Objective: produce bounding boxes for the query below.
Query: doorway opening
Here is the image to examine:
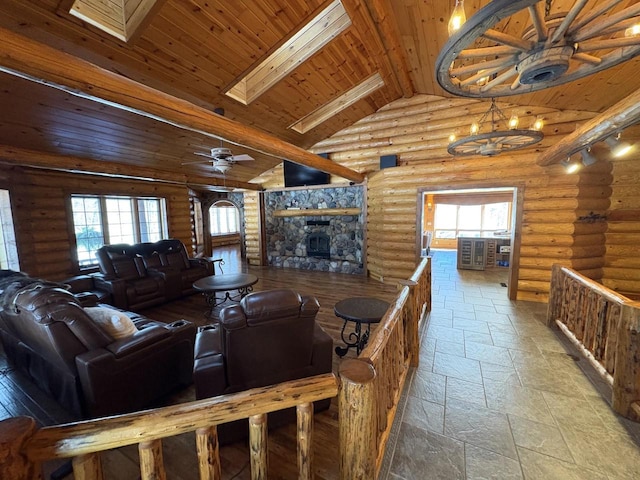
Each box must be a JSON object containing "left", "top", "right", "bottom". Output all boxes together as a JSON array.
[{"left": 417, "top": 186, "right": 521, "bottom": 300}]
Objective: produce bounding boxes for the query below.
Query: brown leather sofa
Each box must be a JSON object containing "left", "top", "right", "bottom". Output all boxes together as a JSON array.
[
  {"left": 193, "top": 289, "right": 333, "bottom": 443},
  {"left": 95, "top": 239, "right": 213, "bottom": 310},
  {"left": 0, "top": 272, "right": 196, "bottom": 418}
]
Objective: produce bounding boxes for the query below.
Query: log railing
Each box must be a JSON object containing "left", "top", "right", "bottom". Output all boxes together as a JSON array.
[
  {"left": 0, "top": 374, "right": 338, "bottom": 480},
  {"left": 547, "top": 264, "right": 640, "bottom": 421},
  {"left": 0, "top": 257, "right": 432, "bottom": 480},
  {"left": 339, "top": 257, "right": 432, "bottom": 478}
]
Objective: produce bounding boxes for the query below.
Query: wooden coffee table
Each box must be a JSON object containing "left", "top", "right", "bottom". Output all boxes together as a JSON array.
[
  {"left": 193, "top": 273, "right": 259, "bottom": 317},
  {"left": 334, "top": 297, "right": 390, "bottom": 357}
]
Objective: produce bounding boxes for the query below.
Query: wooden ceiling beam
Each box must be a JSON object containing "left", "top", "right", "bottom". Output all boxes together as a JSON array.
[
  {"left": 0, "top": 27, "right": 365, "bottom": 184},
  {"left": 363, "top": 0, "right": 414, "bottom": 97},
  {"left": 0, "top": 145, "right": 262, "bottom": 191},
  {"left": 226, "top": 0, "right": 352, "bottom": 105},
  {"left": 537, "top": 86, "right": 640, "bottom": 166},
  {"left": 341, "top": 0, "right": 405, "bottom": 99}
]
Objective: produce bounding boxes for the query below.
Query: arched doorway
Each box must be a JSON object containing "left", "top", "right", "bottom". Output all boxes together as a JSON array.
[{"left": 207, "top": 199, "right": 244, "bottom": 256}]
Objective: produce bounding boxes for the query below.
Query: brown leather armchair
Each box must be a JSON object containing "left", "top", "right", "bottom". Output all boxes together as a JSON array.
[
  {"left": 193, "top": 289, "right": 333, "bottom": 443},
  {"left": 0, "top": 275, "right": 196, "bottom": 418}
]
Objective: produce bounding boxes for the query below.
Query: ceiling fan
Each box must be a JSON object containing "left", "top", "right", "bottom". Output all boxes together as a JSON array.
[
  {"left": 186, "top": 146, "right": 255, "bottom": 174},
  {"left": 182, "top": 108, "right": 254, "bottom": 174}
]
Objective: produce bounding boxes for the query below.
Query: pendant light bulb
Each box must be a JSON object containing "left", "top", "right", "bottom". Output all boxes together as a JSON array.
[
  {"left": 449, "top": 133, "right": 457, "bottom": 143},
  {"left": 448, "top": 0, "right": 466, "bottom": 36},
  {"left": 625, "top": 23, "right": 640, "bottom": 37},
  {"left": 508, "top": 115, "right": 519, "bottom": 130},
  {"left": 532, "top": 116, "right": 544, "bottom": 131},
  {"left": 470, "top": 122, "right": 479, "bottom": 135}
]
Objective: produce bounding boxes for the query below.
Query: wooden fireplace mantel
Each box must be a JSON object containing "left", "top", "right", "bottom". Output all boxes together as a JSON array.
[{"left": 273, "top": 208, "right": 361, "bottom": 217}]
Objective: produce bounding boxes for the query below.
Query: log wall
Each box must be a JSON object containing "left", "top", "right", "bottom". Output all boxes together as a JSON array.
[
  {"left": 243, "top": 191, "right": 263, "bottom": 266},
  {"left": 0, "top": 166, "right": 193, "bottom": 281},
  {"left": 313, "top": 94, "right": 617, "bottom": 302},
  {"left": 603, "top": 155, "right": 640, "bottom": 299}
]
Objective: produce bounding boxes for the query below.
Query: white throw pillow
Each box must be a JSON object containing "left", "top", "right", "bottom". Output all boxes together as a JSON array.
[{"left": 85, "top": 307, "right": 138, "bottom": 339}]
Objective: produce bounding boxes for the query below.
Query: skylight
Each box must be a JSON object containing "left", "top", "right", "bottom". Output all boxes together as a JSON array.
[
  {"left": 290, "top": 73, "right": 384, "bottom": 134},
  {"left": 225, "top": 0, "right": 352, "bottom": 105},
  {"left": 69, "top": 0, "right": 157, "bottom": 42}
]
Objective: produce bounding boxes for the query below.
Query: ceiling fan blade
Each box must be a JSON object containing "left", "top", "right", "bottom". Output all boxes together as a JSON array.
[
  {"left": 230, "top": 154, "right": 254, "bottom": 161},
  {"left": 181, "top": 159, "right": 212, "bottom": 165},
  {"left": 194, "top": 152, "right": 214, "bottom": 158}
]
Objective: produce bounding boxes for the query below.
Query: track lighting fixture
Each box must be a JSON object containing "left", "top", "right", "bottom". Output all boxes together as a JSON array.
[
  {"left": 604, "top": 134, "right": 633, "bottom": 158},
  {"left": 580, "top": 148, "right": 597, "bottom": 167},
  {"left": 561, "top": 157, "right": 581, "bottom": 174}
]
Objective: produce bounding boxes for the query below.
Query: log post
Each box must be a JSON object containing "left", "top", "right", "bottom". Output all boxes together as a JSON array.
[
  {"left": 196, "top": 426, "right": 222, "bottom": 480},
  {"left": 249, "top": 414, "right": 268, "bottom": 480},
  {"left": 339, "top": 359, "right": 377, "bottom": 480},
  {"left": 612, "top": 303, "right": 640, "bottom": 421},
  {"left": 0, "top": 416, "right": 39, "bottom": 480},
  {"left": 546, "top": 264, "right": 563, "bottom": 327},
  {"left": 139, "top": 439, "right": 166, "bottom": 480},
  {"left": 398, "top": 279, "right": 419, "bottom": 367},
  {"left": 296, "top": 402, "right": 313, "bottom": 480}
]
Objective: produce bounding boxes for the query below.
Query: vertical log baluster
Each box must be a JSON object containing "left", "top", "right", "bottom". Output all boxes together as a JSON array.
[
  {"left": 399, "top": 280, "right": 419, "bottom": 366},
  {"left": 196, "top": 426, "right": 221, "bottom": 480},
  {"left": 249, "top": 414, "right": 268, "bottom": 480},
  {"left": 296, "top": 403, "right": 313, "bottom": 480},
  {"left": 612, "top": 303, "right": 640, "bottom": 420},
  {"left": 339, "top": 359, "right": 376, "bottom": 480},
  {"left": 73, "top": 453, "right": 103, "bottom": 480},
  {"left": 605, "top": 303, "right": 620, "bottom": 373},
  {"left": 139, "top": 439, "right": 166, "bottom": 480}
]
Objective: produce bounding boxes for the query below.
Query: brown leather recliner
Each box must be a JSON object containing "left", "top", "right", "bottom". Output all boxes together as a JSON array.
[
  {"left": 193, "top": 289, "right": 333, "bottom": 443},
  {"left": 0, "top": 276, "right": 196, "bottom": 418},
  {"left": 136, "top": 239, "right": 214, "bottom": 300},
  {"left": 95, "top": 243, "right": 166, "bottom": 310},
  {"left": 95, "top": 239, "right": 213, "bottom": 309}
]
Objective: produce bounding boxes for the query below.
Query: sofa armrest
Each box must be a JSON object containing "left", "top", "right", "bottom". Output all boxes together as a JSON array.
[
  {"left": 92, "top": 274, "right": 127, "bottom": 308},
  {"left": 189, "top": 257, "right": 214, "bottom": 275},
  {"left": 193, "top": 326, "right": 227, "bottom": 398},
  {"left": 106, "top": 325, "right": 170, "bottom": 358}
]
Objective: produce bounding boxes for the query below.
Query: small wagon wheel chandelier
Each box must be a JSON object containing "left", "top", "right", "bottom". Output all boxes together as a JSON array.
[
  {"left": 447, "top": 98, "right": 544, "bottom": 156},
  {"left": 436, "top": 0, "right": 640, "bottom": 97}
]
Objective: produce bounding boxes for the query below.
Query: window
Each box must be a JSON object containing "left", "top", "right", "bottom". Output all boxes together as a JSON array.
[
  {"left": 71, "top": 195, "right": 167, "bottom": 267},
  {"left": 434, "top": 202, "right": 510, "bottom": 239},
  {"left": 0, "top": 190, "right": 19, "bottom": 270},
  {"left": 209, "top": 202, "right": 239, "bottom": 235}
]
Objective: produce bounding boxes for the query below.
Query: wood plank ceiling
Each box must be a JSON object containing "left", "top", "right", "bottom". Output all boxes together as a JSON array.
[{"left": 0, "top": 0, "right": 639, "bottom": 188}]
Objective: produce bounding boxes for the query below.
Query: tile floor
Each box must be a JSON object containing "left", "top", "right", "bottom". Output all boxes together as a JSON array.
[{"left": 384, "top": 249, "right": 640, "bottom": 480}]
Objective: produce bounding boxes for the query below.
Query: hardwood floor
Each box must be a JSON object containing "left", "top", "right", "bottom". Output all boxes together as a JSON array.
[{"left": 0, "top": 246, "right": 398, "bottom": 479}]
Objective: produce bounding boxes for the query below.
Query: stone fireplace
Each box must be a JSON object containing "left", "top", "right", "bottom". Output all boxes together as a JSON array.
[{"left": 264, "top": 186, "right": 364, "bottom": 274}]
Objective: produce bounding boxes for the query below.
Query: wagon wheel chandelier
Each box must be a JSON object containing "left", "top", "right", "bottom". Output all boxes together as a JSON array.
[
  {"left": 447, "top": 98, "right": 544, "bottom": 156},
  {"left": 436, "top": 0, "right": 640, "bottom": 98}
]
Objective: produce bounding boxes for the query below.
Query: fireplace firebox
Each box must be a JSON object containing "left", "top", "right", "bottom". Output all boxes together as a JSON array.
[{"left": 307, "top": 232, "right": 330, "bottom": 259}]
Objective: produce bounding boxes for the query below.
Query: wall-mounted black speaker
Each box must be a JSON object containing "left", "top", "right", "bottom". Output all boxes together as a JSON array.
[
  {"left": 380, "top": 154, "right": 397, "bottom": 169},
  {"left": 318, "top": 153, "right": 329, "bottom": 159}
]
